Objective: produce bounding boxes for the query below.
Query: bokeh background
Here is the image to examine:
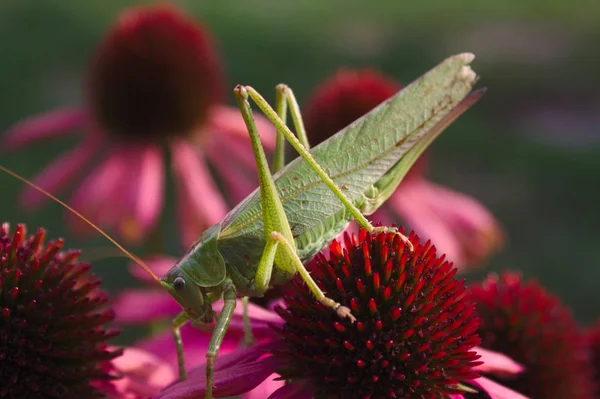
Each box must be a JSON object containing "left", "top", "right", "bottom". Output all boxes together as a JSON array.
[{"left": 0, "top": 0, "right": 598, "bottom": 341}]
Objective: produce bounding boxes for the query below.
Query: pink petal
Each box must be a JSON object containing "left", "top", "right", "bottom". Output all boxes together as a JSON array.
[
  {"left": 243, "top": 375, "right": 285, "bottom": 399},
  {"left": 206, "top": 104, "right": 276, "bottom": 149},
  {"left": 136, "top": 299, "right": 281, "bottom": 370},
  {"left": 130, "top": 144, "right": 164, "bottom": 237},
  {"left": 2, "top": 108, "right": 87, "bottom": 150},
  {"left": 474, "top": 346, "right": 524, "bottom": 376},
  {"left": 19, "top": 135, "right": 100, "bottom": 209},
  {"left": 156, "top": 341, "right": 286, "bottom": 399},
  {"left": 113, "top": 289, "right": 182, "bottom": 324},
  {"left": 204, "top": 143, "right": 259, "bottom": 204},
  {"left": 68, "top": 150, "right": 129, "bottom": 235},
  {"left": 470, "top": 377, "right": 530, "bottom": 399},
  {"left": 388, "top": 178, "right": 504, "bottom": 270},
  {"left": 109, "top": 347, "right": 177, "bottom": 398},
  {"left": 129, "top": 256, "right": 178, "bottom": 284},
  {"left": 137, "top": 323, "right": 232, "bottom": 371},
  {"left": 171, "top": 139, "right": 228, "bottom": 247},
  {"left": 268, "top": 381, "right": 316, "bottom": 399}
]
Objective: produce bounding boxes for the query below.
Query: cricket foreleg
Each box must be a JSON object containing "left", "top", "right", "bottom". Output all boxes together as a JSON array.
[
  {"left": 205, "top": 284, "right": 237, "bottom": 399},
  {"left": 241, "top": 296, "right": 255, "bottom": 346},
  {"left": 172, "top": 311, "right": 191, "bottom": 381},
  {"left": 270, "top": 231, "right": 356, "bottom": 323},
  {"left": 245, "top": 86, "right": 414, "bottom": 251}
]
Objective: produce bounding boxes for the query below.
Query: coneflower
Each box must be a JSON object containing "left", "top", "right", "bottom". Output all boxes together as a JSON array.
[
  {"left": 0, "top": 223, "right": 121, "bottom": 398},
  {"left": 469, "top": 272, "right": 595, "bottom": 398},
  {"left": 156, "top": 229, "right": 526, "bottom": 399},
  {"left": 2, "top": 4, "right": 274, "bottom": 246}
]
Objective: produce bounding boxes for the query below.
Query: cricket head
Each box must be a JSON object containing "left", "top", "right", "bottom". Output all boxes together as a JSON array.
[{"left": 160, "top": 223, "right": 226, "bottom": 324}]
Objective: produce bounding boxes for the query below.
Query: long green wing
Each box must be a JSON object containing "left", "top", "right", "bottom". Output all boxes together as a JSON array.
[{"left": 219, "top": 53, "right": 479, "bottom": 254}]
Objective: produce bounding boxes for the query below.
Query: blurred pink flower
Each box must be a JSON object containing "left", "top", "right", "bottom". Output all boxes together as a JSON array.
[
  {"left": 1, "top": 4, "right": 274, "bottom": 246},
  {"left": 303, "top": 68, "right": 504, "bottom": 270}
]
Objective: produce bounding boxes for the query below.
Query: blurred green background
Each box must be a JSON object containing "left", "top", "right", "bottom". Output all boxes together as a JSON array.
[{"left": 0, "top": 0, "right": 599, "bottom": 337}]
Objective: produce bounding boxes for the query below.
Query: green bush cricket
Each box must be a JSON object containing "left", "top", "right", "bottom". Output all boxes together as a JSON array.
[{"left": 1, "top": 53, "right": 483, "bottom": 398}]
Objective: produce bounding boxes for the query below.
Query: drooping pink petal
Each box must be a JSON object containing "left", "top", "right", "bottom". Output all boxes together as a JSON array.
[
  {"left": 19, "top": 135, "right": 100, "bottom": 209},
  {"left": 108, "top": 347, "right": 177, "bottom": 399},
  {"left": 204, "top": 143, "right": 259, "bottom": 204},
  {"left": 388, "top": 177, "right": 504, "bottom": 271},
  {"left": 129, "top": 256, "right": 177, "bottom": 284},
  {"left": 267, "top": 380, "right": 316, "bottom": 399},
  {"left": 206, "top": 104, "right": 276, "bottom": 148},
  {"left": 171, "top": 138, "right": 228, "bottom": 247},
  {"left": 129, "top": 144, "right": 164, "bottom": 240},
  {"left": 113, "top": 289, "right": 181, "bottom": 323},
  {"left": 156, "top": 340, "right": 286, "bottom": 399},
  {"left": 243, "top": 375, "right": 285, "bottom": 399},
  {"left": 68, "top": 149, "right": 129, "bottom": 235},
  {"left": 470, "top": 377, "right": 530, "bottom": 399},
  {"left": 474, "top": 346, "right": 524, "bottom": 376},
  {"left": 136, "top": 299, "right": 282, "bottom": 370},
  {"left": 2, "top": 108, "right": 88, "bottom": 150}
]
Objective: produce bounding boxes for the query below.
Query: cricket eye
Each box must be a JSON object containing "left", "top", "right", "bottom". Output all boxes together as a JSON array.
[{"left": 173, "top": 277, "right": 186, "bottom": 291}]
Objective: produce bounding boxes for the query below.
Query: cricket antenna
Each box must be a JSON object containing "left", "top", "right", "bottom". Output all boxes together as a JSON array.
[{"left": 0, "top": 165, "right": 162, "bottom": 284}]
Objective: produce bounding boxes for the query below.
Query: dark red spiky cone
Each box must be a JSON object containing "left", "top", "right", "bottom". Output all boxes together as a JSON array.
[
  {"left": 271, "top": 229, "right": 482, "bottom": 398},
  {"left": 88, "top": 4, "right": 223, "bottom": 143},
  {"left": 469, "top": 272, "right": 595, "bottom": 399},
  {"left": 0, "top": 223, "right": 121, "bottom": 399}
]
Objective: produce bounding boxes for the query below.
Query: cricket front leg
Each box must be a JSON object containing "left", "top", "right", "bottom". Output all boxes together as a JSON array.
[
  {"left": 171, "top": 311, "right": 191, "bottom": 381},
  {"left": 205, "top": 284, "right": 237, "bottom": 399},
  {"left": 246, "top": 86, "right": 414, "bottom": 251}
]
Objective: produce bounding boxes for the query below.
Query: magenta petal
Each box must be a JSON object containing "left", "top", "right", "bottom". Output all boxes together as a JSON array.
[
  {"left": 267, "top": 380, "right": 316, "bottom": 399},
  {"left": 2, "top": 108, "right": 87, "bottom": 150},
  {"left": 171, "top": 139, "right": 228, "bottom": 247},
  {"left": 131, "top": 144, "right": 164, "bottom": 235},
  {"left": 206, "top": 104, "right": 276, "bottom": 148},
  {"left": 113, "top": 289, "right": 181, "bottom": 323},
  {"left": 243, "top": 375, "right": 285, "bottom": 399},
  {"left": 129, "top": 256, "right": 177, "bottom": 284},
  {"left": 470, "top": 377, "right": 530, "bottom": 399},
  {"left": 474, "top": 346, "right": 524, "bottom": 376},
  {"left": 205, "top": 144, "right": 259, "bottom": 204},
  {"left": 19, "top": 136, "right": 99, "bottom": 209},
  {"left": 68, "top": 150, "right": 128, "bottom": 235},
  {"left": 156, "top": 341, "right": 287, "bottom": 399}
]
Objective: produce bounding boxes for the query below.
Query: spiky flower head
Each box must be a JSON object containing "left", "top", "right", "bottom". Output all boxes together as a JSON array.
[
  {"left": 272, "top": 229, "right": 482, "bottom": 398},
  {"left": 0, "top": 223, "right": 121, "bottom": 398},
  {"left": 88, "top": 4, "right": 223, "bottom": 143},
  {"left": 469, "top": 272, "right": 595, "bottom": 399}
]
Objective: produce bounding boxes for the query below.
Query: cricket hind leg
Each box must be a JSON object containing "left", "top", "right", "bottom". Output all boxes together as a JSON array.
[
  {"left": 245, "top": 85, "right": 414, "bottom": 251},
  {"left": 241, "top": 296, "right": 255, "bottom": 346},
  {"left": 234, "top": 86, "right": 354, "bottom": 323},
  {"left": 272, "top": 84, "right": 310, "bottom": 173}
]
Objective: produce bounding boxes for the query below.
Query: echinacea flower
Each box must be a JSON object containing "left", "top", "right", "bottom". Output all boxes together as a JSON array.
[
  {"left": 156, "top": 229, "right": 527, "bottom": 398},
  {"left": 469, "top": 272, "right": 595, "bottom": 399},
  {"left": 303, "top": 68, "right": 504, "bottom": 270},
  {"left": 2, "top": 4, "right": 274, "bottom": 246},
  {"left": 0, "top": 223, "right": 121, "bottom": 398}
]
